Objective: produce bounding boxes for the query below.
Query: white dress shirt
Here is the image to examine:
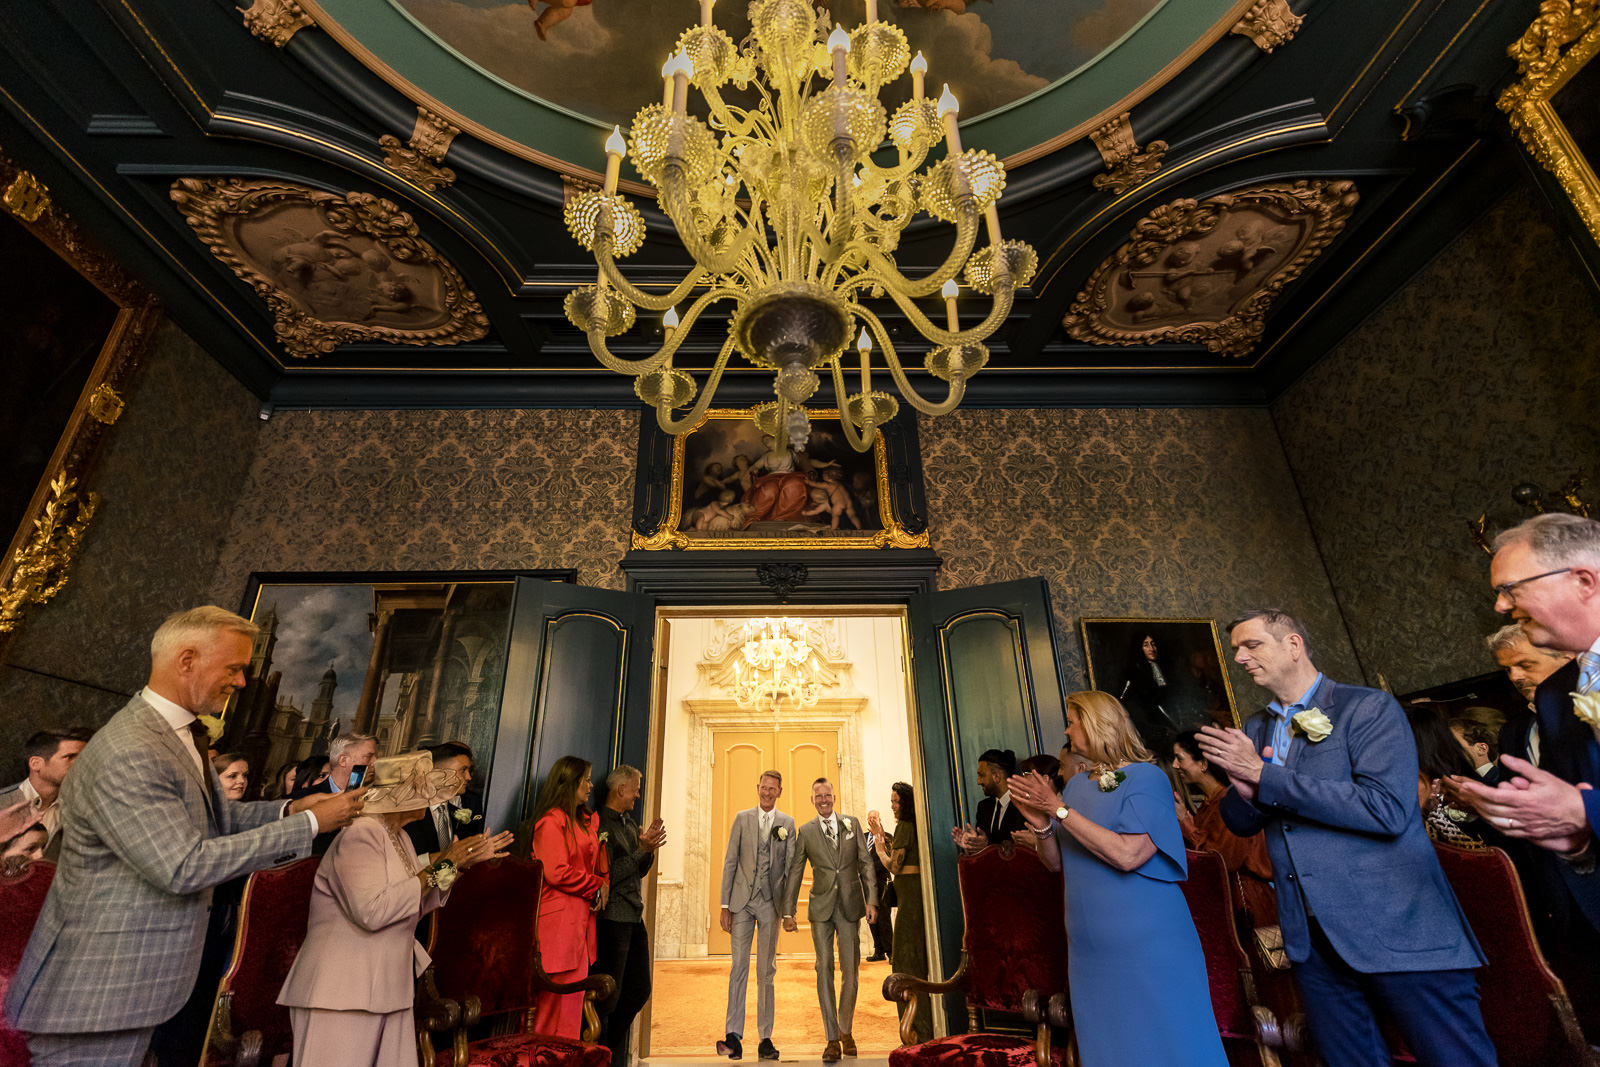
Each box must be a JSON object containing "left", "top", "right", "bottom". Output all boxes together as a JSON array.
[{"left": 16, "top": 779, "right": 59, "bottom": 839}]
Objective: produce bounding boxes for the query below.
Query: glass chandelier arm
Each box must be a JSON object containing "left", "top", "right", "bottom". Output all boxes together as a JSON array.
[
  {"left": 659, "top": 166, "right": 755, "bottom": 275},
  {"left": 847, "top": 303, "right": 968, "bottom": 417},
  {"left": 828, "top": 356, "right": 879, "bottom": 451},
  {"left": 856, "top": 203, "right": 978, "bottom": 299},
  {"left": 862, "top": 144, "right": 932, "bottom": 183},
  {"left": 875, "top": 275, "right": 1015, "bottom": 345},
  {"left": 596, "top": 241, "right": 706, "bottom": 312},
  {"left": 584, "top": 285, "right": 742, "bottom": 375},
  {"left": 655, "top": 333, "right": 737, "bottom": 434}
]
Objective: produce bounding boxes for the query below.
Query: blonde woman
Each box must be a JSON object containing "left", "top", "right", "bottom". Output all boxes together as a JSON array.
[{"left": 1007, "top": 691, "right": 1225, "bottom": 1067}]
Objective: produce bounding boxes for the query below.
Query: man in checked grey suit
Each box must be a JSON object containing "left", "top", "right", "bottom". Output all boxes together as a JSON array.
[
  {"left": 716, "top": 770, "right": 794, "bottom": 1061},
  {"left": 782, "top": 777, "right": 877, "bottom": 1064},
  {"left": 5, "top": 606, "right": 365, "bottom": 1066}
]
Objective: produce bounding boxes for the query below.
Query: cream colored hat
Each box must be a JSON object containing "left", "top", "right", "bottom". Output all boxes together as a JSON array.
[{"left": 360, "top": 750, "right": 464, "bottom": 815}]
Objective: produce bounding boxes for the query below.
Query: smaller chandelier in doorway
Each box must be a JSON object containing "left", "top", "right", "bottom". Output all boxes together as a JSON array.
[{"left": 734, "top": 618, "right": 821, "bottom": 713}]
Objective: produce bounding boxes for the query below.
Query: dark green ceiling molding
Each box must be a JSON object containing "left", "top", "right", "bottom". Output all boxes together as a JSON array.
[{"left": 290, "top": 0, "right": 1255, "bottom": 181}]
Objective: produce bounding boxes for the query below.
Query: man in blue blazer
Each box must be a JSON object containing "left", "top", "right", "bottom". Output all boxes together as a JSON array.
[{"left": 1199, "top": 609, "right": 1493, "bottom": 1067}]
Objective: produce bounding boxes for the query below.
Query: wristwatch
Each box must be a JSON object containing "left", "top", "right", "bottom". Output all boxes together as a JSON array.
[
  {"left": 1055, "top": 804, "right": 1071, "bottom": 822},
  {"left": 425, "top": 858, "right": 459, "bottom": 891}
]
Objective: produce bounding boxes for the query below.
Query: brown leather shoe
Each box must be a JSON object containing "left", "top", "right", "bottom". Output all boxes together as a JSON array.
[
  {"left": 839, "top": 1033, "right": 857, "bottom": 1057},
  {"left": 822, "top": 1040, "right": 842, "bottom": 1063}
]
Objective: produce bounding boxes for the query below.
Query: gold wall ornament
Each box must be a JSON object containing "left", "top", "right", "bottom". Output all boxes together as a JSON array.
[
  {"left": 242, "top": 0, "right": 315, "bottom": 47},
  {"left": 0, "top": 475, "right": 98, "bottom": 634},
  {"left": 1230, "top": 0, "right": 1305, "bottom": 53},
  {"left": 86, "top": 384, "right": 125, "bottom": 425},
  {"left": 1064, "top": 179, "right": 1359, "bottom": 358},
  {"left": 380, "top": 107, "right": 461, "bottom": 191},
  {"left": 1498, "top": 0, "right": 1600, "bottom": 248},
  {"left": 169, "top": 177, "right": 489, "bottom": 358},
  {"left": 1089, "top": 112, "right": 1168, "bottom": 196},
  {"left": 3, "top": 170, "right": 51, "bottom": 222}
]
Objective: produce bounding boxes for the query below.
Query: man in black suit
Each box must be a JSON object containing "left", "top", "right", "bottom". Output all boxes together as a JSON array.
[
  {"left": 952, "top": 749, "right": 1025, "bottom": 853},
  {"left": 1486, "top": 622, "right": 1575, "bottom": 768},
  {"left": 293, "top": 731, "right": 377, "bottom": 854},
  {"left": 404, "top": 741, "right": 483, "bottom": 860},
  {"left": 863, "top": 810, "right": 893, "bottom": 961}
]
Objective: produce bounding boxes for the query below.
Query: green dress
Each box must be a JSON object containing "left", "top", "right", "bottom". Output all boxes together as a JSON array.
[{"left": 890, "top": 820, "right": 932, "bottom": 1042}]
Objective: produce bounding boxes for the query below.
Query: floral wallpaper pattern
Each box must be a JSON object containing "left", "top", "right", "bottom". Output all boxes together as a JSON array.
[
  {"left": 918, "top": 406, "right": 1360, "bottom": 708},
  {"left": 1274, "top": 190, "right": 1600, "bottom": 694}
]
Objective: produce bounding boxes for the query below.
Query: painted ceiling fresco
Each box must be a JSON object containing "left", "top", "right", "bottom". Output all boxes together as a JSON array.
[{"left": 397, "top": 0, "right": 1165, "bottom": 129}]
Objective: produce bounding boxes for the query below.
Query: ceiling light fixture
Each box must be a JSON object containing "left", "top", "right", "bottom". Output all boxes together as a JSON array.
[
  {"left": 733, "top": 617, "right": 821, "bottom": 713},
  {"left": 560, "top": 0, "right": 1036, "bottom": 452}
]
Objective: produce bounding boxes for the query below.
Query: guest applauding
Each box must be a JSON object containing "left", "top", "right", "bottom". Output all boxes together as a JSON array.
[
  {"left": 1171, "top": 730, "right": 1272, "bottom": 880},
  {"left": 871, "top": 782, "right": 930, "bottom": 1042},
  {"left": 1008, "top": 691, "right": 1227, "bottom": 1067},
  {"left": 527, "top": 755, "right": 609, "bottom": 1039},
  {"left": 278, "top": 751, "right": 512, "bottom": 1065}
]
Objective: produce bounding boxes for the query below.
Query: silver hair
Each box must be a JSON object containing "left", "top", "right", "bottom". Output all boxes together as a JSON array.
[
  {"left": 605, "top": 764, "right": 642, "bottom": 796},
  {"left": 1492, "top": 512, "right": 1600, "bottom": 570},
  {"left": 1485, "top": 622, "right": 1569, "bottom": 658},
  {"left": 329, "top": 732, "right": 376, "bottom": 761},
  {"left": 149, "top": 606, "right": 259, "bottom": 661}
]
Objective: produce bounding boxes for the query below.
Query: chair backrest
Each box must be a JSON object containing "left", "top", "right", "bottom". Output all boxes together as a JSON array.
[
  {"left": 0, "top": 860, "right": 55, "bottom": 1065},
  {"left": 430, "top": 856, "right": 543, "bottom": 1018},
  {"left": 213, "top": 857, "right": 321, "bottom": 1061},
  {"left": 956, "top": 845, "right": 1069, "bottom": 1015},
  {"left": 1179, "top": 848, "right": 1254, "bottom": 1039},
  {"left": 1433, "top": 841, "right": 1587, "bottom": 1067}
]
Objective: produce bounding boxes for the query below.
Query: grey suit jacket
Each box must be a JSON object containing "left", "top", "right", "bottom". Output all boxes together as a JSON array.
[
  {"left": 721, "top": 806, "right": 795, "bottom": 913},
  {"left": 782, "top": 814, "right": 876, "bottom": 923},
  {"left": 5, "top": 694, "right": 315, "bottom": 1032}
]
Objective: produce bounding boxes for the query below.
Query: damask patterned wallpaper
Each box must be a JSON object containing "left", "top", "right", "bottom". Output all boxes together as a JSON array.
[
  {"left": 206, "top": 408, "right": 638, "bottom": 608},
  {"left": 0, "top": 321, "right": 263, "bottom": 772},
  {"left": 919, "top": 407, "right": 1360, "bottom": 711},
  {"left": 1274, "top": 189, "right": 1600, "bottom": 694}
]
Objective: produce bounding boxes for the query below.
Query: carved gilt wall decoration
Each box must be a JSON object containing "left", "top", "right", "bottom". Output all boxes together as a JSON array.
[
  {"left": 1090, "top": 113, "right": 1168, "bottom": 196},
  {"left": 1064, "top": 180, "right": 1359, "bottom": 358},
  {"left": 1499, "top": 0, "right": 1600, "bottom": 247},
  {"left": 242, "top": 0, "right": 315, "bottom": 47},
  {"left": 1231, "top": 0, "right": 1305, "bottom": 53},
  {"left": 0, "top": 477, "right": 97, "bottom": 635},
  {"left": 380, "top": 107, "right": 461, "bottom": 192},
  {"left": 169, "top": 178, "right": 490, "bottom": 358}
]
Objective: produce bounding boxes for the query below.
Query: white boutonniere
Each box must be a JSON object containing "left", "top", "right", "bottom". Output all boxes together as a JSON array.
[
  {"left": 196, "top": 715, "right": 225, "bottom": 743},
  {"left": 1096, "top": 769, "right": 1126, "bottom": 792},
  {"left": 1444, "top": 805, "right": 1471, "bottom": 824},
  {"left": 452, "top": 807, "right": 474, "bottom": 825},
  {"left": 598, "top": 831, "right": 610, "bottom": 844},
  {"left": 775, "top": 825, "right": 789, "bottom": 840},
  {"left": 841, "top": 817, "right": 853, "bottom": 832},
  {"left": 1292, "top": 707, "right": 1333, "bottom": 742},
  {"left": 1571, "top": 691, "right": 1600, "bottom": 730}
]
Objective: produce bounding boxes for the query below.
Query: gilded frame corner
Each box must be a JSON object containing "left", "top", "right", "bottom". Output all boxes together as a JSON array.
[
  {"left": 632, "top": 408, "right": 931, "bottom": 552},
  {"left": 1078, "top": 616, "right": 1242, "bottom": 730},
  {"left": 1499, "top": 0, "right": 1600, "bottom": 249}
]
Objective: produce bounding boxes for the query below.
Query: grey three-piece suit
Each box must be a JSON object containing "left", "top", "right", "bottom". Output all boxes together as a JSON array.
[
  {"left": 720, "top": 805, "right": 795, "bottom": 1040},
  {"left": 782, "top": 813, "right": 877, "bottom": 1042}
]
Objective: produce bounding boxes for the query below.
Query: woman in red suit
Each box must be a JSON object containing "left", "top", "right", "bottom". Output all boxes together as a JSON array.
[{"left": 529, "top": 755, "right": 609, "bottom": 1038}]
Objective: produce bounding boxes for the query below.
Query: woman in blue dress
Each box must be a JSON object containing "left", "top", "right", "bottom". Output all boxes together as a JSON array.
[{"left": 1007, "top": 689, "right": 1227, "bottom": 1067}]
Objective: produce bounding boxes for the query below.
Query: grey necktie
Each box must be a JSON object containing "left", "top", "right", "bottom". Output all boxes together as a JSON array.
[
  {"left": 825, "top": 817, "right": 837, "bottom": 847},
  {"left": 435, "top": 805, "right": 452, "bottom": 847}
]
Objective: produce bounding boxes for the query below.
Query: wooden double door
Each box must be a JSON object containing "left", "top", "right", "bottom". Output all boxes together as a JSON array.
[{"left": 707, "top": 725, "right": 837, "bottom": 956}]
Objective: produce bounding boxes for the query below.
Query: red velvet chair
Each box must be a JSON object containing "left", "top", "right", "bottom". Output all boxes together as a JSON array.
[
  {"left": 884, "top": 844, "right": 1073, "bottom": 1067},
  {"left": 0, "top": 859, "right": 54, "bottom": 1066},
  {"left": 201, "top": 857, "right": 320, "bottom": 1067},
  {"left": 422, "top": 855, "right": 614, "bottom": 1067},
  {"left": 1433, "top": 841, "right": 1598, "bottom": 1067},
  {"left": 1179, "top": 849, "right": 1292, "bottom": 1067}
]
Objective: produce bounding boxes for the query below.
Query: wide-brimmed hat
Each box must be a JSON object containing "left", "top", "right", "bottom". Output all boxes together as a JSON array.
[{"left": 361, "top": 751, "right": 464, "bottom": 814}]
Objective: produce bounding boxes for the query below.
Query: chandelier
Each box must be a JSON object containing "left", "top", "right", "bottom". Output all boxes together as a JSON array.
[
  {"left": 560, "top": 0, "right": 1037, "bottom": 453},
  {"left": 733, "top": 618, "right": 821, "bottom": 713}
]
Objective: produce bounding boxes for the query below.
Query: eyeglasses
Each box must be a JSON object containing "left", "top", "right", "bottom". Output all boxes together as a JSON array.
[{"left": 1492, "top": 567, "right": 1573, "bottom": 604}]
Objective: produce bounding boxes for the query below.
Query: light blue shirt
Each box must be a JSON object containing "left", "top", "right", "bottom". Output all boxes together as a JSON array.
[{"left": 1263, "top": 673, "right": 1325, "bottom": 766}]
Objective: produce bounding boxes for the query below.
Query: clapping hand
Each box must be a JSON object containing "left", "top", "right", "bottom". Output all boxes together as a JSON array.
[
  {"left": 1196, "top": 726, "right": 1266, "bottom": 801},
  {"left": 640, "top": 817, "right": 667, "bottom": 851},
  {"left": 1443, "top": 756, "right": 1594, "bottom": 854},
  {"left": 1006, "top": 770, "right": 1060, "bottom": 826},
  {"left": 0, "top": 800, "right": 39, "bottom": 843},
  {"left": 867, "top": 810, "right": 885, "bottom": 837},
  {"left": 444, "top": 828, "right": 514, "bottom": 870},
  {"left": 950, "top": 822, "right": 987, "bottom": 854}
]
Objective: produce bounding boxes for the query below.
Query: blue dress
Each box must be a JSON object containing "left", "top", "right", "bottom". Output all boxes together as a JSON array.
[{"left": 1057, "top": 762, "right": 1227, "bottom": 1066}]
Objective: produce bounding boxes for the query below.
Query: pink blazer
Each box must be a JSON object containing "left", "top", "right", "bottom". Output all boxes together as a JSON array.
[
  {"left": 532, "top": 810, "right": 605, "bottom": 972},
  {"left": 278, "top": 817, "right": 445, "bottom": 1013}
]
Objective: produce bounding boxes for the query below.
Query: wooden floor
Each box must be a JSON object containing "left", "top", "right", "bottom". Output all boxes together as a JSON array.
[{"left": 646, "top": 956, "right": 904, "bottom": 1059}]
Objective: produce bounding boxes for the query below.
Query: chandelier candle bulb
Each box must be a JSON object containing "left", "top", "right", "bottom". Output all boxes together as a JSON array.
[
  {"left": 910, "top": 52, "right": 927, "bottom": 100},
  {"left": 858, "top": 326, "right": 872, "bottom": 392},
  {"left": 663, "top": 305, "right": 680, "bottom": 338},
  {"left": 660, "top": 56, "right": 676, "bottom": 107},
  {"left": 669, "top": 50, "right": 693, "bottom": 114},
  {"left": 700, "top": 0, "right": 714, "bottom": 26},
  {"left": 829, "top": 25, "right": 851, "bottom": 86},
  {"left": 603, "top": 126, "right": 625, "bottom": 195},
  {"left": 942, "top": 279, "right": 959, "bottom": 331},
  {"left": 937, "top": 85, "right": 962, "bottom": 153}
]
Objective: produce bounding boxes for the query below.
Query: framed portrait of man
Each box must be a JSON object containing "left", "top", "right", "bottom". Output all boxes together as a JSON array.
[{"left": 1079, "top": 618, "right": 1240, "bottom": 748}]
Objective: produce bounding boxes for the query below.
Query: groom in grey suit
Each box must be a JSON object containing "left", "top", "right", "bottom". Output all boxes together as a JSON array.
[
  {"left": 782, "top": 778, "right": 877, "bottom": 1063},
  {"left": 717, "top": 771, "right": 794, "bottom": 1060}
]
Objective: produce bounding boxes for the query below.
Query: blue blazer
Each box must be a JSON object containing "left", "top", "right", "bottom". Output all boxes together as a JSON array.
[
  {"left": 1532, "top": 659, "right": 1600, "bottom": 932},
  {"left": 1220, "top": 676, "right": 1484, "bottom": 973}
]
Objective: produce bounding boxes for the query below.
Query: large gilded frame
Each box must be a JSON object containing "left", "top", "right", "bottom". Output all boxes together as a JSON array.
[
  {"left": 0, "top": 148, "right": 161, "bottom": 645},
  {"left": 633, "top": 408, "right": 931, "bottom": 551},
  {"left": 1500, "top": 0, "right": 1600, "bottom": 250}
]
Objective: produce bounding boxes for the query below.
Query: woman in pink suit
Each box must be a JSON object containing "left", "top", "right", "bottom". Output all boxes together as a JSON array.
[
  {"left": 278, "top": 751, "right": 512, "bottom": 1065},
  {"left": 529, "top": 754, "right": 609, "bottom": 1038}
]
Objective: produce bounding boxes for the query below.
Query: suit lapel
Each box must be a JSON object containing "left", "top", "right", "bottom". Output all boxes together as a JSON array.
[
  {"left": 1283, "top": 677, "right": 1337, "bottom": 770},
  {"left": 138, "top": 700, "right": 216, "bottom": 819}
]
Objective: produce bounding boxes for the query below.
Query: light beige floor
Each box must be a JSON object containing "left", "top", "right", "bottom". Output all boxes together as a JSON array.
[{"left": 646, "top": 956, "right": 903, "bottom": 1059}]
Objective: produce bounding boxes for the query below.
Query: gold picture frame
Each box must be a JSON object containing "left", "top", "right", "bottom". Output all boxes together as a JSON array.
[
  {"left": 632, "top": 408, "right": 931, "bottom": 551},
  {"left": 1079, "top": 617, "right": 1241, "bottom": 745},
  {"left": 1499, "top": 0, "right": 1600, "bottom": 250}
]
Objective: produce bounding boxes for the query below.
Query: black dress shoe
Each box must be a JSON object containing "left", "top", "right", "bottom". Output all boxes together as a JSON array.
[
  {"left": 865, "top": 953, "right": 889, "bottom": 962},
  {"left": 759, "top": 1039, "right": 779, "bottom": 1060},
  {"left": 717, "top": 1033, "right": 744, "bottom": 1060}
]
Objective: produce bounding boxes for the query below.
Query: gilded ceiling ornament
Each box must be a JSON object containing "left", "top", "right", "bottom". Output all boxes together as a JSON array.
[
  {"left": 1498, "top": 0, "right": 1600, "bottom": 246},
  {"left": 241, "top": 0, "right": 315, "bottom": 47},
  {"left": 169, "top": 177, "right": 489, "bottom": 358},
  {"left": 1063, "top": 180, "right": 1359, "bottom": 358},
  {"left": 1089, "top": 113, "right": 1167, "bottom": 196},
  {"left": 1230, "top": 0, "right": 1305, "bottom": 53},
  {"left": 381, "top": 107, "right": 461, "bottom": 192},
  {"left": 3, "top": 170, "right": 51, "bottom": 223},
  {"left": 0, "top": 474, "right": 98, "bottom": 634}
]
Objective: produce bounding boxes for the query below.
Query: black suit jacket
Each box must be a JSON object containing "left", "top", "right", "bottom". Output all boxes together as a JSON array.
[
  {"left": 404, "top": 792, "right": 486, "bottom": 857},
  {"left": 290, "top": 778, "right": 339, "bottom": 855},
  {"left": 1532, "top": 660, "right": 1600, "bottom": 934},
  {"left": 975, "top": 794, "right": 1027, "bottom": 843}
]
